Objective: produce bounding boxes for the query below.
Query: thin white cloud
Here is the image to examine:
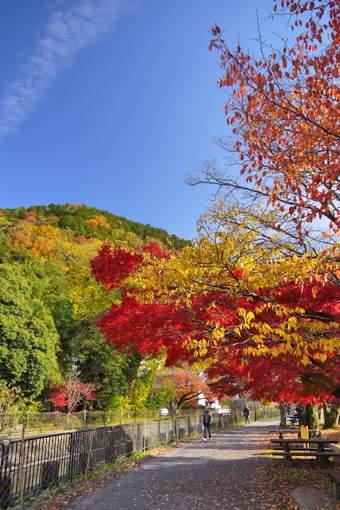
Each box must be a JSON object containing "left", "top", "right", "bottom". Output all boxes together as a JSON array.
[{"left": 0, "top": 0, "right": 133, "bottom": 138}]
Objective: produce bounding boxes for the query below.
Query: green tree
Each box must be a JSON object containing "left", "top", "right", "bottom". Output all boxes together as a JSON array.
[
  {"left": 0, "top": 264, "right": 60, "bottom": 398},
  {"left": 70, "top": 318, "right": 142, "bottom": 410}
]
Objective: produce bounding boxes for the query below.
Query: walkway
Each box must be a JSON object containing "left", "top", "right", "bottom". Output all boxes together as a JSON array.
[
  {"left": 66, "top": 420, "right": 278, "bottom": 510},
  {"left": 64, "top": 419, "right": 338, "bottom": 510}
]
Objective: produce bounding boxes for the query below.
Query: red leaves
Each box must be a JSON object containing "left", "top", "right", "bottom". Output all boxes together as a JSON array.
[
  {"left": 91, "top": 244, "right": 144, "bottom": 289},
  {"left": 91, "top": 239, "right": 340, "bottom": 406},
  {"left": 48, "top": 379, "right": 97, "bottom": 413}
]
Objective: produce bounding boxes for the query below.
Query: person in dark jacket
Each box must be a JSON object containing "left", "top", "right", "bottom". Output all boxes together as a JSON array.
[
  {"left": 296, "top": 404, "right": 304, "bottom": 425},
  {"left": 202, "top": 409, "right": 212, "bottom": 440},
  {"left": 243, "top": 404, "right": 250, "bottom": 424}
]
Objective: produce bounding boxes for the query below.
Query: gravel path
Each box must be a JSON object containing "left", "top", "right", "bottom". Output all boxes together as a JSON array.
[{"left": 66, "top": 420, "right": 278, "bottom": 510}]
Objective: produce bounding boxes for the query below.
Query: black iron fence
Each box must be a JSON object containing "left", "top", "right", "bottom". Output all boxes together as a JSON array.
[{"left": 0, "top": 407, "right": 279, "bottom": 509}]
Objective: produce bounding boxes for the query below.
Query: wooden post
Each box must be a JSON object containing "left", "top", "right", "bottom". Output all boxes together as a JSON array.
[{"left": 300, "top": 425, "right": 309, "bottom": 448}]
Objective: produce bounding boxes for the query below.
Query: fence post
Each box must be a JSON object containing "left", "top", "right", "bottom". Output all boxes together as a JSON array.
[
  {"left": 144, "top": 418, "right": 147, "bottom": 454},
  {"left": 20, "top": 427, "right": 25, "bottom": 510},
  {"left": 84, "top": 429, "right": 95, "bottom": 483}
]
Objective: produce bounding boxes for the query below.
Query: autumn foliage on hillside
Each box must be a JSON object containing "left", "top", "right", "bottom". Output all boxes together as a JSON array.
[{"left": 0, "top": 203, "right": 188, "bottom": 406}]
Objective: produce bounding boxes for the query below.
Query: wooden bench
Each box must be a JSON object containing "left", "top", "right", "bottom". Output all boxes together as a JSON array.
[
  {"left": 272, "top": 446, "right": 332, "bottom": 452},
  {"left": 287, "top": 415, "right": 299, "bottom": 425},
  {"left": 270, "top": 438, "right": 339, "bottom": 466},
  {"left": 272, "top": 452, "right": 340, "bottom": 457},
  {"left": 328, "top": 469, "right": 340, "bottom": 500},
  {"left": 271, "top": 451, "right": 340, "bottom": 467},
  {"left": 268, "top": 429, "right": 318, "bottom": 439},
  {"left": 268, "top": 429, "right": 299, "bottom": 432}
]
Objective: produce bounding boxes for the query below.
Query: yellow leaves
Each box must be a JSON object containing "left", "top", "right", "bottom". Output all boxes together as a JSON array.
[
  {"left": 252, "top": 335, "right": 264, "bottom": 344},
  {"left": 258, "top": 323, "right": 273, "bottom": 336},
  {"left": 313, "top": 352, "right": 327, "bottom": 362},
  {"left": 125, "top": 196, "right": 340, "bottom": 366},
  {"left": 271, "top": 347, "right": 280, "bottom": 357},
  {"left": 85, "top": 215, "right": 110, "bottom": 229},
  {"left": 300, "top": 355, "right": 310, "bottom": 366},
  {"left": 32, "top": 224, "right": 62, "bottom": 240},
  {"left": 212, "top": 325, "right": 225, "bottom": 340},
  {"left": 246, "top": 311, "right": 255, "bottom": 321}
]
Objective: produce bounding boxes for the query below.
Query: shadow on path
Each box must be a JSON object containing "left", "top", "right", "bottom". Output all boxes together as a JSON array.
[{"left": 66, "top": 420, "right": 279, "bottom": 510}]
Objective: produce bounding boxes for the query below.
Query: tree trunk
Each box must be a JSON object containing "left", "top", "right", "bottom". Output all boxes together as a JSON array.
[
  {"left": 279, "top": 402, "right": 287, "bottom": 428},
  {"left": 303, "top": 404, "right": 319, "bottom": 436},
  {"left": 323, "top": 403, "right": 340, "bottom": 429}
]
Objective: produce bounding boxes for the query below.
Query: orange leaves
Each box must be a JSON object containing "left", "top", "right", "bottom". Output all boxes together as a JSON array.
[
  {"left": 257, "top": 75, "right": 267, "bottom": 86},
  {"left": 208, "top": 0, "right": 340, "bottom": 246},
  {"left": 311, "top": 285, "right": 319, "bottom": 298},
  {"left": 211, "top": 25, "right": 221, "bottom": 36},
  {"left": 85, "top": 215, "right": 110, "bottom": 229},
  {"left": 9, "top": 221, "right": 33, "bottom": 249},
  {"left": 31, "top": 237, "right": 55, "bottom": 261}
]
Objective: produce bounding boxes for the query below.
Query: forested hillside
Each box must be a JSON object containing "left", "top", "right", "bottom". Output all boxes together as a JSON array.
[
  {"left": 0, "top": 203, "right": 190, "bottom": 411},
  {"left": 0, "top": 203, "right": 189, "bottom": 249}
]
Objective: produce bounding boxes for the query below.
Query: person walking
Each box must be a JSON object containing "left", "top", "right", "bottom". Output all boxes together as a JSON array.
[
  {"left": 296, "top": 404, "right": 304, "bottom": 425},
  {"left": 243, "top": 404, "right": 250, "bottom": 424},
  {"left": 202, "top": 409, "right": 212, "bottom": 441}
]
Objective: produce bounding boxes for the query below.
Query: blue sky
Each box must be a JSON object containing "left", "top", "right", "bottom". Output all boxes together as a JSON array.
[{"left": 0, "top": 0, "right": 283, "bottom": 240}]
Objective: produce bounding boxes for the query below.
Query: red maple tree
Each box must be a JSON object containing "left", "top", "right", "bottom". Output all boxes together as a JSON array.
[
  {"left": 48, "top": 370, "right": 99, "bottom": 414},
  {"left": 91, "top": 243, "right": 340, "bottom": 414}
]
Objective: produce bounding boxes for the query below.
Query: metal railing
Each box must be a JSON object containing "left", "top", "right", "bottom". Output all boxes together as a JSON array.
[{"left": 0, "top": 407, "right": 279, "bottom": 509}]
